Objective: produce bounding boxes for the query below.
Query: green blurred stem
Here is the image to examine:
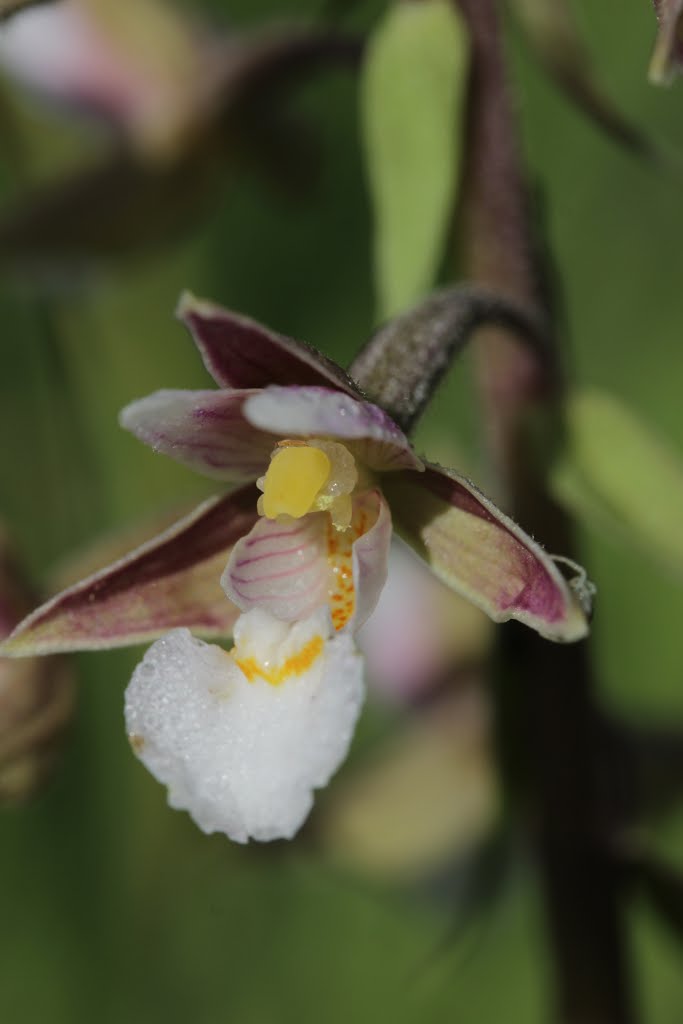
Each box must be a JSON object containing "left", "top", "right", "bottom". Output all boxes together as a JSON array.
[{"left": 453, "top": 1, "right": 635, "bottom": 1022}]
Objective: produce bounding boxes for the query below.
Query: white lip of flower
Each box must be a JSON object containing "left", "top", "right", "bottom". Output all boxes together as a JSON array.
[
  {"left": 125, "top": 606, "right": 364, "bottom": 843},
  {"left": 256, "top": 438, "right": 360, "bottom": 531}
]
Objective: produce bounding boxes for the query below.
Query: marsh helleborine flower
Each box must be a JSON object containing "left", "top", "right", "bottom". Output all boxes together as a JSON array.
[{"left": 2, "top": 293, "right": 589, "bottom": 842}]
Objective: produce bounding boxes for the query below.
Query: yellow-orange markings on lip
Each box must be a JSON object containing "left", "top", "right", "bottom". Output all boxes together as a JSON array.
[
  {"left": 234, "top": 635, "right": 324, "bottom": 686},
  {"left": 324, "top": 505, "right": 371, "bottom": 632}
]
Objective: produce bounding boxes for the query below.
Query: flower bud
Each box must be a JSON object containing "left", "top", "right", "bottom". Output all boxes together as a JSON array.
[{"left": 0, "top": 529, "right": 74, "bottom": 804}]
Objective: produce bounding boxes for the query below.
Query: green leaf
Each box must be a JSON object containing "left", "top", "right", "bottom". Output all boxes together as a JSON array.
[
  {"left": 552, "top": 391, "right": 683, "bottom": 578},
  {"left": 361, "top": 0, "right": 469, "bottom": 320}
]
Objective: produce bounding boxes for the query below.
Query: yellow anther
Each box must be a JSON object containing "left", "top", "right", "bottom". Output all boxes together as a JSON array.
[{"left": 261, "top": 445, "right": 331, "bottom": 520}]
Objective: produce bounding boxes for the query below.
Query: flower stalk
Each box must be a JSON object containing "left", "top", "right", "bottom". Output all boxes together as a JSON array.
[
  {"left": 350, "top": 284, "right": 552, "bottom": 435},
  {"left": 346, "top": 0, "right": 644, "bottom": 1018},
  {"left": 456, "top": 1, "right": 634, "bottom": 1022}
]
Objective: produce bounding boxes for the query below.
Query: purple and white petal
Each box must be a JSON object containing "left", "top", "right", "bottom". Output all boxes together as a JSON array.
[
  {"left": 222, "top": 513, "right": 330, "bottom": 622},
  {"left": 125, "top": 607, "right": 365, "bottom": 842},
  {"left": 244, "top": 386, "right": 423, "bottom": 472},
  {"left": 224, "top": 489, "right": 392, "bottom": 634},
  {"left": 346, "top": 490, "right": 392, "bottom": 633},
  {"left": 384, "top": 464, "right": 590, "bottom": 643},
  {"left": 2, "top": 486, "right": 260, "bottom": 656},
  {"left": 119, "top": 388, "right": 277, "bottom": 481},
  {"left": 176, "top": 291, "right": 360, "bottom": 395}
]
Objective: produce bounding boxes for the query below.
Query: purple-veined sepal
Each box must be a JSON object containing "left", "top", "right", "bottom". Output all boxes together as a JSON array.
[
  {"left": 384, "top": 463, "right": 590, "bottom": 642},
  {"left": 119, "top": 388, "right": 277, "bottom": 481},
  {"left": 176, "top": 291, "right": 361, "bottom": 395},
  {"left": 1, "top": 486, "right": 260, "bottom": 657}
]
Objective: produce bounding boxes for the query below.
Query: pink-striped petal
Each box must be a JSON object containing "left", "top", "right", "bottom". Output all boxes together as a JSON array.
[
  {"left": 176, "top": 291, "right": 360, "bottom": 395},
  {"left": 1, "top": 486, "right": 260, "bottom": 656},
  {"left": 222, "top": 515, "right": 331, "bottom": 623},
  {"left": 119, "top": 388, "right": 277, "bottom": 481},
  {"left": 384, "top": 465, "right": 590, "bottom": 642},
  {"left": 244, "top": 386, "right": 423, "bottom": 472},
  {"left": 223, "top": 488, "right": 392, "bottom": 633}
]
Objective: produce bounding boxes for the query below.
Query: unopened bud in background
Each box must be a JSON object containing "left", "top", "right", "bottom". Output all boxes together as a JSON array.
[{"left": 0, "top": 528, "right": 74, "bottom": 804}]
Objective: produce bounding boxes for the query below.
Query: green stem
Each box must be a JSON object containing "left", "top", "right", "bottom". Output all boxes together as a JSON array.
[{"left": 455, "top": 0, "right": 635, "bottom": 1021}]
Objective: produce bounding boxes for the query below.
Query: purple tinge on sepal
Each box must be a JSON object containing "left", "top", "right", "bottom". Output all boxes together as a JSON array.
[
  {"left": 176, "top": 292, "right": 360, "bottom": 395},
  {"left": 222, "top": 513, "right": 331, "bottom": 623},
  {"left": 119, "top": 388, "right": 278, "bottom": 481},
  {"left": 243, "top": 386, "right": 423, "bottom": 472},
  {"left": 1, "top": 486, "right": 261, "bottom": 656},
  {"left": 384, "top": 465, "right": 589, "bottom": 642}
]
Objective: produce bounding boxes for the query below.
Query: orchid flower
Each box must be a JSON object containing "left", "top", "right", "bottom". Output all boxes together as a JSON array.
[{"left": 2, "top": 293, "right": 589, "bottom": 842}]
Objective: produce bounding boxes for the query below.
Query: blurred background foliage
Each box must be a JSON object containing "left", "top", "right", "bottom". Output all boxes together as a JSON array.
[{"left": 1, "top": 0, "right": 682, "bottom": 1022}]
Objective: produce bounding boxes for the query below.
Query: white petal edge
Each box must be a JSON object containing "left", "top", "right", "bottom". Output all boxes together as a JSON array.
[
  {"left": 243, "top": 386, "right": 423, "bottom": 472},
  {"left": 124, "top": 609, "right": 365, "bottom": 843}
]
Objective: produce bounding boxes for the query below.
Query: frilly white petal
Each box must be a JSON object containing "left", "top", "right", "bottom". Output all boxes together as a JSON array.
[{"left": 124, "top": 609, "right": 365, "bottom": 843}]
